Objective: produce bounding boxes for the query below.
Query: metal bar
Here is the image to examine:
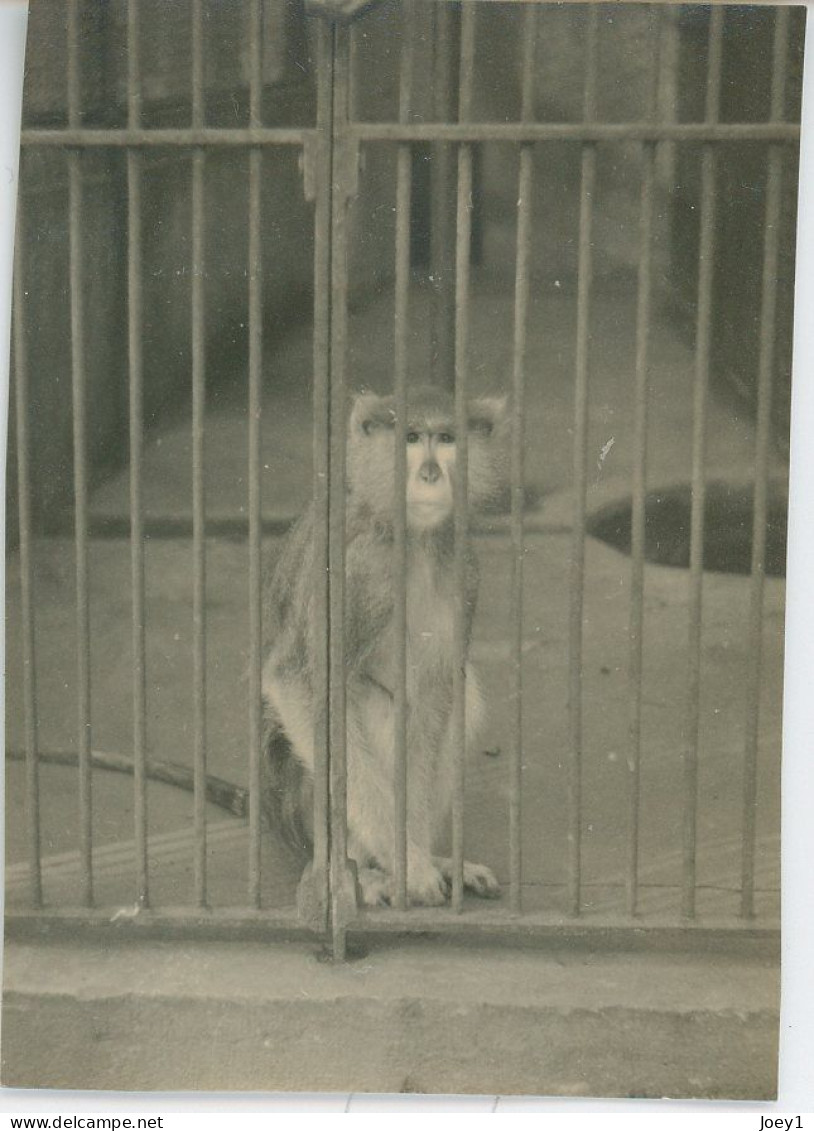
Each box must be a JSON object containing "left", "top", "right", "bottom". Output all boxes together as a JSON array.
[
  {"left": 191, "top": 0, "right": 208, "bottom": 907},
  {"left": 19, "top": 122, "right": 801, "bottom": 149},
  {"left": 12, "top": 194, "right": 43, "bottom": 909},
  {"left": 450, "top": 2, "right": 476, "bottom": 915},
  {"left": 568, "top": 4, "right": 599, "bottom": 920},
  {"left": 191, "top": 0, "right": 205, "bottom": 125},
  {"left": 626, "top": 160, "right": 654, "bottom": 919},
  {"left": 67, "top": 0, "right": 93, "bottom": 908},
  {"left": 67, "top": 0, "right": 81, "bottom": 130},
  {"left": 128, "top": 0, "right": 149, "bottom": 908},
  {"left": 683, "top": 5, "right": 724, "bottom": 921},
  {"left": 626, "top": 6, "right": 661, "bottom": 920},
  {"left": 392, "top": 0, "right": 415, "bottom": 912},
  {"left": 348, "top": 122, "right": 800, "bottom": 144},
  {"left": 347, "top": 20, "right": 358, "bottom": 123},
  {"left": 308, "top": 18, "right": 333, "bottom": 932},
  {"left": 429, "top": 3, "right": 460, "bottom": 390},
  {"left": 21, "top": 128, "right": 317, "bottom": 148},
  {"left": 247, "top": 0, "right": 264, "bottom": 908},
  {"left": 4, "top": 907, "right": 779, "bottom": 957},
  {"left": 508, "top": 4, "right": 537, "bottom": 916},
  {"left": 741, "top": 6, "right": 788, "bottom": 920},
  {"left": 5, "top": 906, "right": 308, "bottom": 945},
  {"left": 330, "top": 23, "right": 353, "bottom": 960}
]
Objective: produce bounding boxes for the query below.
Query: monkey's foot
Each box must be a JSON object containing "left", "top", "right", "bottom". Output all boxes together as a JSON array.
[
  {"left": 434, "top": 857, "right": 501, "bottom": 899},
  {"left": 356, "top": 866, "right": 392, "bottom": 908},
  {"left": 407, "top": 861, "right": 450, "bottom": 907},
  {"left": 355, "top": 862, "right": 451, "bottom": 907}
]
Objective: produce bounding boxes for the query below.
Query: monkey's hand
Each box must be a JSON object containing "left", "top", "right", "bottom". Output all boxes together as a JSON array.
[{"left": 434, "top": 857, "right": 501, "bottom": 900}]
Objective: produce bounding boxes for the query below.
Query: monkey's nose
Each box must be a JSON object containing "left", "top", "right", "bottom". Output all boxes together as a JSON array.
[{"left": 419, "top": 461, "right": 441, "bottom": 484}]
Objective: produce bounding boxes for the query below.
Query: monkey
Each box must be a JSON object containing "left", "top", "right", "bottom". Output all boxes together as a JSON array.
[{"left": 261, "top": 385, "right": 506, "bottom": 908}]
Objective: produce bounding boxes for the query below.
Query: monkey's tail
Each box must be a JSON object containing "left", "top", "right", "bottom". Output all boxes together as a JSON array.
[{"left": 262, "top": 713, "right": 314, "bottom": 858}]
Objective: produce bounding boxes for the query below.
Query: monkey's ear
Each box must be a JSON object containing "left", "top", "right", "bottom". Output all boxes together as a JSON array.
[
  {"left": 469, "top": 396, "right": 508, "bottom": 438},
  {"left": 349, "top": 393, "right": 394, "bottom": 437}
]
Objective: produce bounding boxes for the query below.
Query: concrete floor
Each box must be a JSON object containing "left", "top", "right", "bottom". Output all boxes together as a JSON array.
[
  {"left": 4, "top": 275, "right": 786, "bottom": 922},
  {"left": 1, "top": 937, "right": 780, "bottom": 1097}
]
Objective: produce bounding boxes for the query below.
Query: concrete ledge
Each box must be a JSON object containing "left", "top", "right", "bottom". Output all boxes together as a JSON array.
[{"left": 1, "top": 939, "right": 779, "bottom": 1098}]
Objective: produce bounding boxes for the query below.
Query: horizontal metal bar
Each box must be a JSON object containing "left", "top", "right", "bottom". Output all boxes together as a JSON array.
[
  {"left": 20, "top": 121, "right": 800, "bottom": 149},
  {"left": 394, "top": 0, "right": 788, "bottom": 5},
  {"left": 21, "top": 128, "right": 314, "bottom": 148},
  {"left": 348, "top": 122, "right": 799, "bottom": 144},
  {"left": 346, "top": 912, "right": 779, "bottom": 957},
  {"left": 3, "top": 907, "right": 778, "bottom": 959},
  {"left": 4, "top": 907, "right": 310, "bottom": 946}
]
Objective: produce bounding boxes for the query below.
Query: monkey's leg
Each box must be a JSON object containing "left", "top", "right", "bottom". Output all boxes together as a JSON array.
[
  {"left": 346, "top": 678, "right": 449, "bottom": 907},
  {"left": 432, "top": 663, "right": 500, "bottom": 899}
]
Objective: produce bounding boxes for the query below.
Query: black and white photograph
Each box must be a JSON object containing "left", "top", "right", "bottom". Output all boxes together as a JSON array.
[{"left": 1, "top": 0, "right": 808, "bottom": 1104}]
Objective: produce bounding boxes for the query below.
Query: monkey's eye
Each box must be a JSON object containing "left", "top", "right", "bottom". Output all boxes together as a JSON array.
[
  {"left": 437, "top": 432, "right": 455, "bottom": 444},
  {"left": 406, "top": 431, "right": 421, "bottom": 444}
]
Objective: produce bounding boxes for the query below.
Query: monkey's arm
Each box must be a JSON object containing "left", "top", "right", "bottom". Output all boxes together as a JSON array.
[{"left": 342, "top": 534, "right": 394, "bottom": 677}]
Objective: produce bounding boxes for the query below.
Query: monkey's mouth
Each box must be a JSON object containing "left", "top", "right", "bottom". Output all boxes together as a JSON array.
[{"left": 408, "top": 499, "right": 452, "bottom": 526}]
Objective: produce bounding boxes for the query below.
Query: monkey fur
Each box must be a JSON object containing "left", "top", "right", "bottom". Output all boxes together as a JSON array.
[{"left": 262, "top": 386, "right": 505, "bottom": 907}]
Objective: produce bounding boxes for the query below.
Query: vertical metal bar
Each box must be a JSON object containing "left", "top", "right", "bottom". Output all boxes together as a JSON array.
[
  {"left": 247, "top": 0, "right": 264, "bottom": 908},
  {"left": 626, "top": 158, "right": 654, "bottom": 919},
  {"left": 128, "top": 0, "right": 149, "bottom": 908},
  {"left": 568, "top": 4, "right": 599, "bottom": 919},
  {"left": 508, "top": 4, "right": 537, "bottom": 916},
  {"left": 392, "top": 1, "right": 415, "bottom": 912},
  {"left": 12, "top": 195, "right": 43, "bottom": 909},
  {"left": 626, "top": 6, "right": 661, "bottom": 920},
  {"left": 683, "top": 5, "right": 723, "bottom": 920},
  {"left": 741, "top": 6, "right": 788, "bottom": 920},
  {"left": 451, "top": 2, "right": 475, "bottom": 915},
  {"left": 429, "top": 2, "right": 460, "bottom": 390},
  {"left": 308, "top": 19, "right": 333, "bottom": 932},
  {"left": 347, "top": 19, "right": 358, "bottom": 124},
  {"left": 191, "top": 0, "right": 208, "bottom": 907},
  {"left": 330, "top": 23, "right": 352, "bottom": 960},
  {"left": 67, "top": 0, "right": 93, "bottom": 908}
]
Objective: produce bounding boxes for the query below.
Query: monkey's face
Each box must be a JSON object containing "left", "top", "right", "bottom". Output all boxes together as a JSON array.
[
  {"left": 348, "top": 389, "right": 506, "bottom": 531},
  {"left": 405, "top": 427, "right": 456, "bottom": 529}
]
